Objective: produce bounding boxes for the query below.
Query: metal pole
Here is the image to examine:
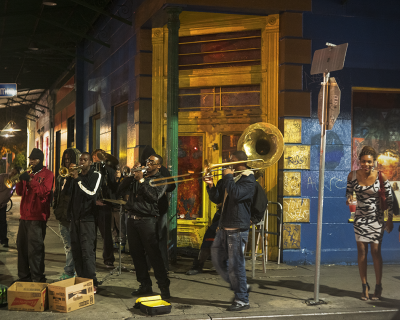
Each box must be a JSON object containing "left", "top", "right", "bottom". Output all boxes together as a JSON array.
[
  {"left": 118, "top": 204, "right": 123, "bottom": 275},
  {"left": 314, "top": 72, "right": 329, "bottom": 303},
  {"left": 166, "top": 6, "right": 182, "bottom": 263}
]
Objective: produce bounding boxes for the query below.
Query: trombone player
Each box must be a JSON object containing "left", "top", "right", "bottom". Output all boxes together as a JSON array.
[
  {"left": 203, "top": 150, "right": 255, "bottom": 312},
  {"left": 15, "top": 148, "right": 54, "bottom": 283},
  {"left": 53, "top": 148, "right": 81, "bottom": 280},
  {"left": 0, "top": 166, "right": 21, "bottom": 247}
]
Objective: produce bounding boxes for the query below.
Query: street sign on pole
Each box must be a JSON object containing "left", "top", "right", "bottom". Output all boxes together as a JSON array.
[
  {"left": 317, "top": 77, "right": 341, "bottom": 130},
  {"left": 307, "top": 43, "right": 347, "bottom": 306},
  {"left": 0, "top": 84, "right": 17, "bottom": 97}
]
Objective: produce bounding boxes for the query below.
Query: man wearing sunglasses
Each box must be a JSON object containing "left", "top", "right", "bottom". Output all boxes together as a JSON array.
[{"left": 124, "top": 154, "right": 170, "bottom": 299}]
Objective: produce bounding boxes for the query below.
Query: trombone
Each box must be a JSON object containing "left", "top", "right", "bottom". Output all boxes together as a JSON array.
[
  {"left": 149, "top": 159, "right": 265, "bottom": 187},
  {"left": 4, "top": 166, "right": 33, "bottom": 188},
  {"left": 59, "top": 165, "right": 84, "bottom": 177}
]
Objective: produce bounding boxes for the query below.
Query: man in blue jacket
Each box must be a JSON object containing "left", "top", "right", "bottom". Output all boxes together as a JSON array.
[{"left": 204, "top": 151, "right": 255, "bottom": 312}]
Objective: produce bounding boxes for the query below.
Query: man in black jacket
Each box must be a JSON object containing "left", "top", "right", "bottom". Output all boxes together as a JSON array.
[
  {"left": 125, "top": 154, "right": 170, "bottom": 299},
  {"left": 68, "top": 152, "right": 102, "bottom": 292},
  {"left": 204, "top": 151, "right": 255, "bottom": 312}
]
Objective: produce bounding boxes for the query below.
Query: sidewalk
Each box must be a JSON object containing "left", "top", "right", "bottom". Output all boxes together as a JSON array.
[{"left": 1, "top": 196, "right": 399, "bottom": 319}]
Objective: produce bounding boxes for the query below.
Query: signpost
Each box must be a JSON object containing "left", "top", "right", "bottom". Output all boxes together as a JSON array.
[
  {"left": 307, "top": 43, "right": 348, "bottom": 305},
  {"left": 0, "top": 84, "right": 17, "bottom": 97}
]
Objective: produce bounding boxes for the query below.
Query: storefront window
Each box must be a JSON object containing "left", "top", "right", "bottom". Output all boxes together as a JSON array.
[
  {"left": 177, "top": 136, "right": 203, "bottom": 220},
  {"left": 91, "top": 113, "right": 100, "bottom": 152},
  {"left": 352, "top": 90, "right": 400, "bottom": 204}
]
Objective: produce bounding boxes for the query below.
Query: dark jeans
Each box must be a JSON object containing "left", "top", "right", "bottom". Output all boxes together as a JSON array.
[
  {"left": 0, "top": 205, "right": 8, "bottom": 244},
  {"left": 59, "top": 222, "right": 75, "bottom": 276},
  {"left": 158, "top": 214, "right": 168, "bottom": 271},
  {"left": 127, "top": 217, "right": 170, "bottom": 289},
  {"left": 211, "top": 228, "right": 249, "bottom": 303},
  {"left": 70, "top": 220, "right": 98, "bottom": 286},
  {"left": 96, "top": 205, "right": 115, "bottom": 265},
  {"left": 17, "top": 220, "right": 47, "bottom": 282}
]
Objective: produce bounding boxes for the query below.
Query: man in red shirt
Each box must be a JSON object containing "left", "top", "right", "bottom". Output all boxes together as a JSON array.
[{"left": 15, "top": 148, "right": 54, "bottom": 282}]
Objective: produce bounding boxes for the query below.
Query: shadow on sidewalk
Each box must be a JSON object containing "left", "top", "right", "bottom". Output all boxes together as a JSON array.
[{"left": 248, "top": 278, "right": 400, "bottom": 308}]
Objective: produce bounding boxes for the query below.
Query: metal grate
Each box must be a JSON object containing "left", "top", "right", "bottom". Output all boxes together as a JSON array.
[
  {"left": 179, "top": 30, "right": 261, "bottom": 70},
  {"left": 179, "top": 85, "right": 260, "bottom": 112}
]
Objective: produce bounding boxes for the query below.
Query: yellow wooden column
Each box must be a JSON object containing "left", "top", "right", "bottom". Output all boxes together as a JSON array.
[{"left": 152, "top": 28, "right": 165, "bottom": 155}]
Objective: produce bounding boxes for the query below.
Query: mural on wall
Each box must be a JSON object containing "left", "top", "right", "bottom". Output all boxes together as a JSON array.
[
  {"left": 284, "top": 145, "right": 311, "bottom": 169},
  {"left": 282, "top": 224, "right": 301, "bottom": 249},
  {"left": 283, "top": 172, "right": 301, "bottom": 196},
  {"left": 283, "top": 198, "right": 310, "bottom": 222},
  {"left": 352, "top": 98, "right": 400, "bottom": 181},
  {"left": 177, "top": 136, "right": 203, "bottom": 220},
  {"left": 284, "top": 119, "right": 302, "bottom": 144}
]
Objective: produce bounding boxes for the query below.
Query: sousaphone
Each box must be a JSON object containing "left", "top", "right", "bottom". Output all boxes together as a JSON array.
[{"left": 237, "top": 122, "right": 284, "bottom": 169}]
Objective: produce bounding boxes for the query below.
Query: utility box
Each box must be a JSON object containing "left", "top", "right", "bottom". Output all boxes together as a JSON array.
[
  {"left": 8, "top": 282, "right": 48, "bottom": 312},
  {"left": 48, "top": 277, "right": 94, "bottom": 313}
]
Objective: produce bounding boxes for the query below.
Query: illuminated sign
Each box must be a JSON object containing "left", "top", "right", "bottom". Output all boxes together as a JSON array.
[{"left": 0, "top": 83, "right": 17, "bottom": 97}]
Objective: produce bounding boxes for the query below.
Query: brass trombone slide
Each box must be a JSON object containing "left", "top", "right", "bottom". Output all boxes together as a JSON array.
[
  {"left": 149, "top": 159, "right": 264, "bottom": 187},
  {"left": 149, "top": 166, "right": 266, "bottom": 187}
]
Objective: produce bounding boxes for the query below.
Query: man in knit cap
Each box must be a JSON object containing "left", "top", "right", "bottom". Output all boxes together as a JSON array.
[{"left": 15, "top": 148, "right": 54, "bottom": 282}]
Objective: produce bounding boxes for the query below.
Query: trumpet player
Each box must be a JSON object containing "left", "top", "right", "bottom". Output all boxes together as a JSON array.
[
  {"left": 15, "top": 148, "right": 54, "bottom": 283},
  {"left": 0, "top": 166, "right": 21, "bottom": 247},
  {"left": 67, "top": 152, "right": 102, "bottom": 293},
  {"left": 53, "top": 148, "right": 81, "bottom": 280}
]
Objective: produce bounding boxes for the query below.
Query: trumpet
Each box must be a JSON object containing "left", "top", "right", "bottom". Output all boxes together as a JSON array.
[
  {"left": 131, "top": 166, "right": 149, "bottom": 174},
  {"left": 4, "top": 166, "right": 33, "bottom": 188},
  {"left": 59, "top": 165, "right": 84, "bottom": 177}
]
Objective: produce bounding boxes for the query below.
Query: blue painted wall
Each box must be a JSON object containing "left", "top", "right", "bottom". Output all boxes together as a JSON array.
[
  {"left": 77, "top": 0, "right": 146, "bottom": 167},
  {"left": 283, "top": 0, "right": 400, "bottom": 265}
]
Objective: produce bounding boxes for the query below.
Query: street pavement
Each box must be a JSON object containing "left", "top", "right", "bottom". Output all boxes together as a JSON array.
[{"left": 0, "top": 195, "right": 399, "bottom": 319}]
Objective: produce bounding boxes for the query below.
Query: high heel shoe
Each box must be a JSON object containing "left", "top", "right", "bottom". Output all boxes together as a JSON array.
[
  {"left": 371, "top": 284, "right": 382, "bottom": 300},
  {"left": 361, "top": 282, "right": 370, "bottom": 301}
]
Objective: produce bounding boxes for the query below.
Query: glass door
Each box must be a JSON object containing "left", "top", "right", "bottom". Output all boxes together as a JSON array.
[{"left": 177, "top": 135, "right": 204, "bottom": 220}]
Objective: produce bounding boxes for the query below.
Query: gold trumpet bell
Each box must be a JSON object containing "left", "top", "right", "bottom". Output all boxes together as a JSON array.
[{"left": 237, "top": 122, "right": 284, "bottom": 168}]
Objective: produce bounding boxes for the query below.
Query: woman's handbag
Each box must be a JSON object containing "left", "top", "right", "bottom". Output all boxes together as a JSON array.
[{"left": 378, "top": 171, "right": 388, "bottom": 211}]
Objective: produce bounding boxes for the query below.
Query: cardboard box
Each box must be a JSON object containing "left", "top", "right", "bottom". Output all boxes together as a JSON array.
[
  {"left": 8, "top": 282, "right": 48, "bottom": 312},
  {"left": 48, "top": 277, "right": 94, "bottom": 313}
]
